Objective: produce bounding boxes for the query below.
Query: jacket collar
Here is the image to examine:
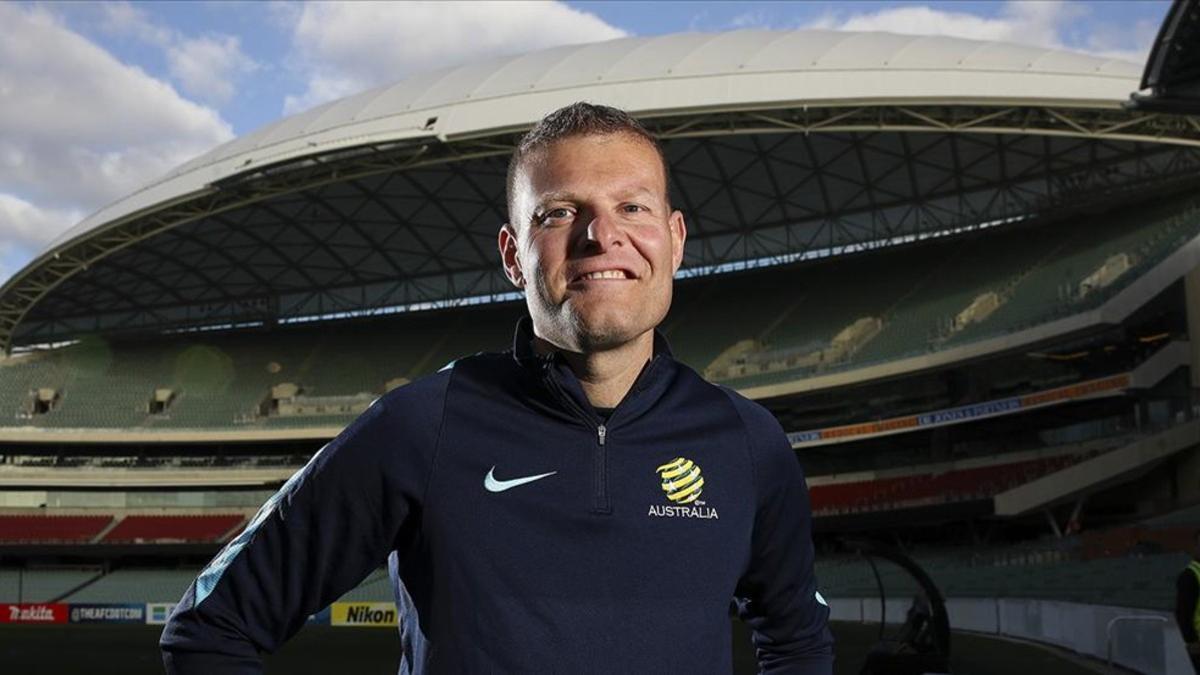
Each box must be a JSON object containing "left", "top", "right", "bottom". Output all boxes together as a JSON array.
[{"left": 510, "top": 315, "right": 677, "bottom": 425}]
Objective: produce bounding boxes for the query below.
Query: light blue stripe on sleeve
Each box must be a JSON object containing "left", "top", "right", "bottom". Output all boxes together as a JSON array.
[{"left": 194, "top": 442, "right": 330, "bottom": 606}]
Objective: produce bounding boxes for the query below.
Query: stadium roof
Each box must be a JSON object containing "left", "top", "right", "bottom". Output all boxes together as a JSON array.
[
  {"left": 1130, "top": 0, "right": 1200, "bottom": 113},
  {"left": 5, "top": 29, "right": 1200, "bottom": 353}
]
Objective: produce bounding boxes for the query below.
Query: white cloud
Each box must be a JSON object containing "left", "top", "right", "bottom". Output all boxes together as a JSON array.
[
  {"left": 100, "top": 1, "right": 259, "bottom": 106},
  {"left": 281, "top": 1, "right": 628, "bottom": 115},
  {"left": 100, "top": 1, "right": 173, "bottom": 47},
  {"left": 0, "top": 194, "right": 83, "bottom": 252},
  {"left": 0, "top": 4, "right": 233, "bottom": 265},
  {"left": 1076, "top": 17, "right": 1160, "bottom": 64},
  {"left": 805, "top": 1, "right": 1077, "bottom": 46},
  {"left": 0, "top": 195, "right": 78, "bottom": 288},
  {"left": 0, "top": 253, "right": 12, "bottom": 289},
  {"left": 0, "top": 239, "right": 15, "bottom": 288},
  {"left": 168, "top": 34, "right": 260, "bottom": 105},
  {"left": 805, "top": 0, "right": 1151, "bottom": 64},
  {"left": 728, "top": 10, "right": 773, "bottom": 30}
]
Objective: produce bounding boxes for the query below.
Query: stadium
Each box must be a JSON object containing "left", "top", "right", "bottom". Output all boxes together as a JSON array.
[{"left": 2, "top": 8, "right": 1200, "bottom": 675}]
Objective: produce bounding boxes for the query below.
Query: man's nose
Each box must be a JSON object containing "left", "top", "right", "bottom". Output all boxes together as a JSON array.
[{"left": 584, "top": 211, "right": 622, "bottom": 249}]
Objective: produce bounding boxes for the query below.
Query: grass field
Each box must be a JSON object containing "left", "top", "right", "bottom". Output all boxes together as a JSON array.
[{"left": 0, "top": 620, "right": 1107, "bottom": 674}]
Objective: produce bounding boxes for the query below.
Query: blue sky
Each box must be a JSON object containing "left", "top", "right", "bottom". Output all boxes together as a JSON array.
[{"left": 0, "top": 0, "right": 1172, "bottom": 288}]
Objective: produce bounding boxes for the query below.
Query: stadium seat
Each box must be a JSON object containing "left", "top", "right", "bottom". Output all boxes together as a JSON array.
[
  {"left": 0, "top": 515, "right": 111, "bottom": 543},
  {"left": 101, "top": 514, "right": 246, "bottom": 544},
  {"left": 2, "top": 195, "right": 1198, "bottom": 427}
]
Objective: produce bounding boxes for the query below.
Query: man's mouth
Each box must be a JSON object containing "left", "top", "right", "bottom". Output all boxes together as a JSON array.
[{"left": 579, "top": 269, "right": 631, "bottom": 280}]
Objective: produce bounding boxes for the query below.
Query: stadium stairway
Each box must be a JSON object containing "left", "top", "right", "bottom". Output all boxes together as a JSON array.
[
  {"left": 1130, "top": 339, "right": 1193, "bottom": 388},
  {"left": 90, "top": 517, "right": 122, "bottom": 543},
  {"left": 995, "top": 418, "right": 1200, "bottom": 516},
  {"left": 62, "top": 568, "right": 196, "bottom": 604},
  {"left": 0, "top": 568, "right": 103, "bottom": 603},
  {"left": 46, "top": 568, "right": 107, "bottom": 603},
  {"left": 39, "top": 566, "right": 397, "bottom": 605},
  {"left": 807, "top": 448, "right": 1098, "bottom": 516}
]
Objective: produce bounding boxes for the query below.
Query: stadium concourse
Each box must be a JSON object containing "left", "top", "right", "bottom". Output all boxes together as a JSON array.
[{"left": 2, "top": 23, "right": 1200, "bottom": 675}]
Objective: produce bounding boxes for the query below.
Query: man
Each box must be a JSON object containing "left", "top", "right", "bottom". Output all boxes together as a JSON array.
[
  {"left": 160, "top": 102, "right": 834, "bottom": 674},
  {"left": 1176, "top": 529, "right": 1200, "bottom": 672}
]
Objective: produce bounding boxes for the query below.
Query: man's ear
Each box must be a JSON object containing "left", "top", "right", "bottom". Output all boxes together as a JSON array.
[
  {"left": 498, "top": 223, "right": 525, "bottom": 289},
  {"left": 668, "top": 209, "right": 687, "bottom": 273}
]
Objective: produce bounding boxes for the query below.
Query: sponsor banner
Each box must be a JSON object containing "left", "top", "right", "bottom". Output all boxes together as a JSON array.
[
  {"left": 1019, "top": 373, "right": 1131, "bottom": 407},
  {"left": 0, "top": 603, "right": 69, "bottom": 624},
  {"left": 69, "top": 603, "right": 145, "bottom": 624},
  {"left": 330, "top": 602, "right": 397, "bottom": 628},
  {"left": 789, "top": 372, "right": 1131, "bottom": 448},
  {"left": 145, "top": 602, "right": 177, "bottom": 625},
  {"left": 917, "top": 397, "right": 1022, "bottom": 427},
  {"left": 307, "top": 606, "right": 331, "bottom": 625}
]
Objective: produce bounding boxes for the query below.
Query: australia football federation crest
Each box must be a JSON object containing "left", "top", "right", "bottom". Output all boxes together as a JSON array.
[
  {"left": 656, "top": 457, "right": 704, "bottom": 504},
  {"left": 649, "top": 457, "right": 718, "bottom": 519}
]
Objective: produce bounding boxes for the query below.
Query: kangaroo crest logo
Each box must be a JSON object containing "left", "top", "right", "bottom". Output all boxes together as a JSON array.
[{"left": 656, "top": 457, "right": 704, "bottom": 504}]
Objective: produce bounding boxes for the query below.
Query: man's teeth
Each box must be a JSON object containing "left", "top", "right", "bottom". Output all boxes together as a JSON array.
[{"left": 582, "top": 270, "right": 628, "bottom": 280}]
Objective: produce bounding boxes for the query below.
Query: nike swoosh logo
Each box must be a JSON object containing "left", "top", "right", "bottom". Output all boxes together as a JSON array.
[{"left": 484, "top": 466, "right": 557, "bottom": 493}]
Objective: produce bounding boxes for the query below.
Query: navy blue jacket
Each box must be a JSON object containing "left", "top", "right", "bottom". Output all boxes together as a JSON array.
[{"left": 160, "top": 318, "right": 834, "bottom": 673}]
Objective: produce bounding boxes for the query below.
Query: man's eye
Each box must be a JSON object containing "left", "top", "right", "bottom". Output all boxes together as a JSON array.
[
  {"left": 622, "top": 204, "right": 645, "bottom": 213},
  {"left": 538, "top": 208, "right": 573, "bottom": 224}
]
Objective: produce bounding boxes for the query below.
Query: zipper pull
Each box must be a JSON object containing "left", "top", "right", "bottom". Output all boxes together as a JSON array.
[{"left": 598, "top": 424, "right": 607, "bottom": 446}]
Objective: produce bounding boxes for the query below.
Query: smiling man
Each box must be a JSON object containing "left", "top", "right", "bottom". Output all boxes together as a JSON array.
[
  {"left": 161, "top": 102, "right": 834, "bottom": 674},
  {"left": 498, "top": 113, "right": 687, "bottom": 410}
]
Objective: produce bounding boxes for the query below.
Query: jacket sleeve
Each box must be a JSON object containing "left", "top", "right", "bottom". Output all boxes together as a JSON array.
[
  {"left": 728, "top": 393, "right": 835, "bottom": 675},
  {"left": 1177, "top": 568, "right": 1198, "bottom": 643},
  {"left": 159, "top": 375, "right": 448, "bottom": 674}
]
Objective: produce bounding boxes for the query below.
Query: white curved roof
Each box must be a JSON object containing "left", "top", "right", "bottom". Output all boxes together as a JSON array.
[{"left": 46, "top": 29, "right": 1141, "bottom": 252}]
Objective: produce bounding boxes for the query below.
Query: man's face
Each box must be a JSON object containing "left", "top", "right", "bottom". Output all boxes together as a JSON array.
[{"left": 499, "top": 132, "right": 686, "bottom": 353}]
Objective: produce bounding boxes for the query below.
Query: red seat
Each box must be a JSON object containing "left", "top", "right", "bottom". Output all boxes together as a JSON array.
[
  {"left": 102, "top": 515, "right": 246, "bottom": 543},
  {"left": 810, "top": 453, "right": 1087, "bottom": 514},
  {"left": 0, "top": 515, "right": 111, "bottom": 543}
]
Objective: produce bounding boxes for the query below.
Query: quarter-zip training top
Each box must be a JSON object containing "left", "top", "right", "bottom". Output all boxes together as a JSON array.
[{"left": 160, "top": 317, "right": 835, "bottom": 674}]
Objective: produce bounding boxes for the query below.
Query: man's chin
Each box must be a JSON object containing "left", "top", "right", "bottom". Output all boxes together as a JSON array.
[
  {"left": 528, "top": 297, "right": 663, "bottom": 353},
  {"left": 553, "top": 315, "right": 646, "bottom": 353},
  {"left": 574, "top": 326, "right": 643, "bottom": 352}
]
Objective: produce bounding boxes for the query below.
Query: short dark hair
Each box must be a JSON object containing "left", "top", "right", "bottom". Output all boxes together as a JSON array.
[{"left": 505, "top": 102, "right": 670, "bottom": 224}]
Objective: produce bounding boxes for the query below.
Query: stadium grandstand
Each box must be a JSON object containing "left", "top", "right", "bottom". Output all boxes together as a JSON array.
[{"left": 2, "top": 20, "right": 1200, "bottom": 675}]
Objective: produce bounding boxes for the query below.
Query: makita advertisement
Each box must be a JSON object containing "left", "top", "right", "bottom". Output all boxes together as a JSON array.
[
  {"left": 69, "top": 603, "right": 145, "bottom": 624},
  {"left": 0, "top": 603, "right": 69, "bottom": 624}
]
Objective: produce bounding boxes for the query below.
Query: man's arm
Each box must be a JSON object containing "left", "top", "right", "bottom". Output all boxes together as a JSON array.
[
  {"left": 1177, "top": 568, "right": 1198, "bottom": 643},
  {"left": 160, "top": 375, "right": 448, "bottom": 674},
  {"left": 726, "top": 392, "right": 835, "bottom": 675}
]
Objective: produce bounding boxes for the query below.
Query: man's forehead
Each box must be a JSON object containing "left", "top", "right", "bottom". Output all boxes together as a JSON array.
[
  {"left": 536, "top": 184, "right": 660, "bottom": 204},
  {"left": 521, "top": 133, "right": 666, "bottom": 191}
]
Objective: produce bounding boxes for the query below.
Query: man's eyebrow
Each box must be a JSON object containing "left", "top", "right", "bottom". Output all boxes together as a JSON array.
[
  {"left": 533, "top": 192, "right": 578, "bottom": 209},
  {"left": 618, "top": 186, "right": 659, "bottom": 201},
  {"left": 533, "top": 186, "right": 662, "bottom": 210}
]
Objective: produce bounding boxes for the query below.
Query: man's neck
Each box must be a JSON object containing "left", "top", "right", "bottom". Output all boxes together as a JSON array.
[{"left": 533, "top": 331, "right": 655, "bottom": 409}]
